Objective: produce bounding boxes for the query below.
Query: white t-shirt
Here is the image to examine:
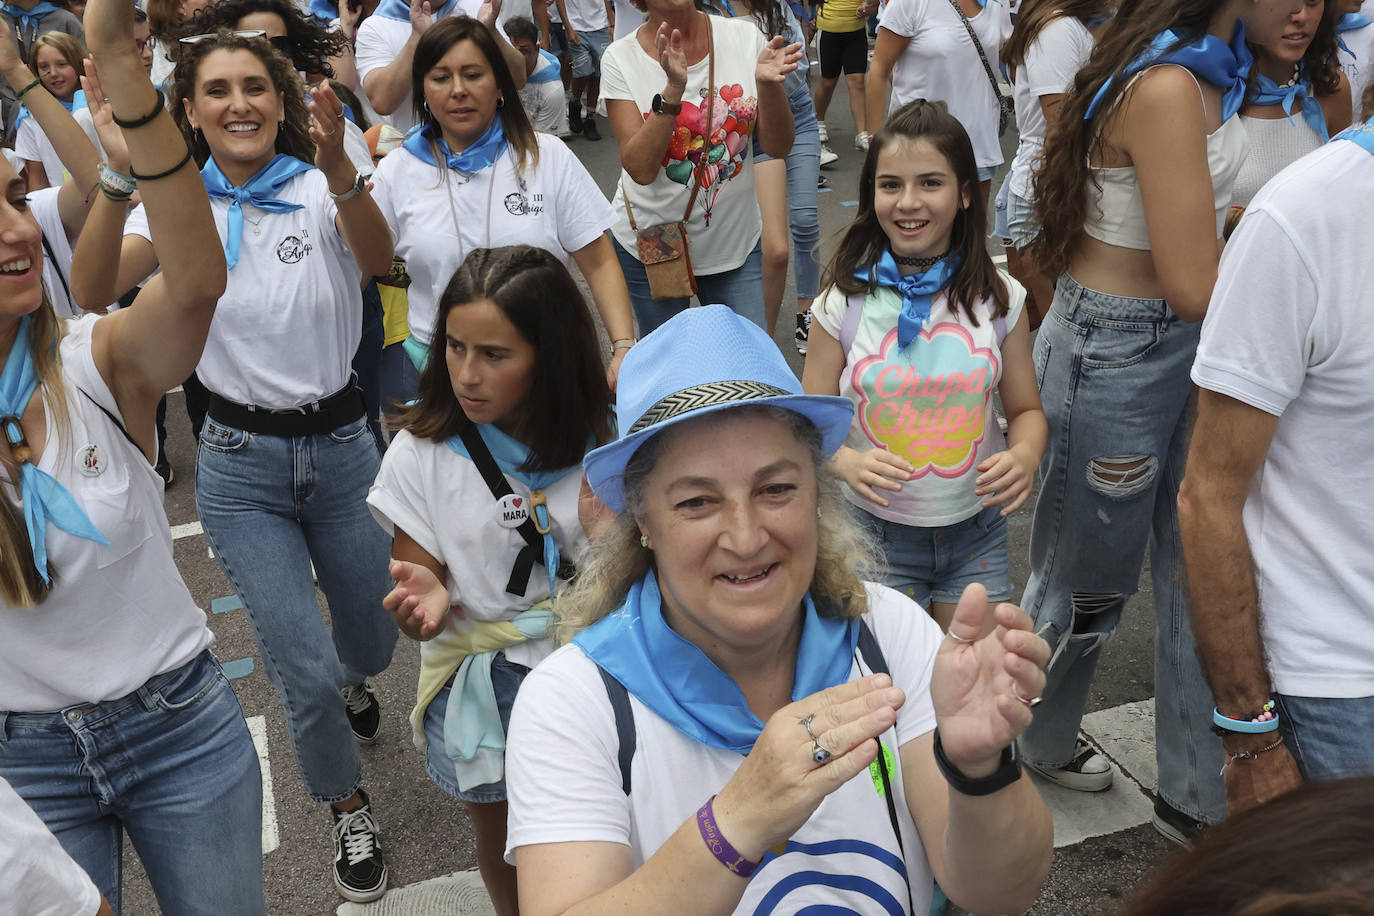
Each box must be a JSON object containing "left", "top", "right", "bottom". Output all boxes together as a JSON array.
[
  {"left": 878, "top": 0, "right": 1013, "bottom": 169},
  {"left": 613, "top": 0, "right": 646, "bottom": 40},
  {"left": 0, "top": 777, "right": 101, "bottom": 916},
  {"left": 370, "top": 132, "right": 614, "bottom": 345},
  {"left": 1008, "top": 15, "right": 1093, "bottom": 199},
  {"left": 0, "top": 315, "right": 213, "bottom": 711},
  {"left": 1338, "top": 5, "right": 1374, "bottom": 120},
  {"left": 1192, "top": 136, "right": 1374, "bottom": 699},
  {"left": 125, "top": 169, "right": 362, "bottom": 407},
  {"left": 506, "top": 582, "right": 941, "bottom": 914},
  {"left": 518, "top": 53, "right": 570, "bottom": 135},
  {"left": 30, "top": 187, "right": 78, "bottom": 319},
  {"left": 562, "top": 0, "right": 607, "bottom": 33},
  {"left": 367, "top": 428, "right": 588, "bottom": 668},
  {"left": 601, "top": 18, "right": 767, "bottom": 274},
  {"left": 15, "top": 116, "right": 69, "bottom": 187},
  {"left": 812, "top": 270, "right": 1026, "bottom": 527}
]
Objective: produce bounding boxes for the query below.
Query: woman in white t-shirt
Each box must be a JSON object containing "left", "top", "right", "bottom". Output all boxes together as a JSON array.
[
  {"left": 866, "top": 0, "right": 1012, "bottom": 198},
  {"left": 1336, "top": 0, "right": 1374, "bottom": 117},
  {"left": 15, "top": 32, "right": 88, "bottom": 189},
  {"left": 0, "top": 0, "right": 266, "bottom": 911},
  {"left": 993, "top": 0, "right": 1101, "bottom": 327},
  {"left": 371, "top": 15, "right": 637, "bottom": 393},
  {"left": 601, "top": 0, "right": 801, "bottom": 333},
  {"left": 69, "top": 31, "right": 400, "bottom": 904},
  {"left": 370, "top": 245, "right": 613, "bottom": 916}
]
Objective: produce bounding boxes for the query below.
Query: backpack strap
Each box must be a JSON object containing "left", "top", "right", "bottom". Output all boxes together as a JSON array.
[
  {"left": 839, "top": 291, "right": 865, "bottom": 358},
  {"left": 993, "top": 314, "right": 1008, "bottom": 348},
  {"left": 596, "top": 665, "right": 636, "bottom": 796}
]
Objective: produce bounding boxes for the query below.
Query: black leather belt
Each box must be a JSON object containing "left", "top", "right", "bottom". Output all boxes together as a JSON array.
[{"left": 207, "top": 377, "right": 366, "bottom": 437}]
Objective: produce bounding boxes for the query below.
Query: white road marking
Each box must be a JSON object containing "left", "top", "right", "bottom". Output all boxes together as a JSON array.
[
  {"left": 246, "top": 715, "right": 280, "bottom": 855},
  {"left": 336, "top": 869, "right": 494, "bottom": 915},
  {"left": 993, "top": 253, "right": 1008, "bottom": 265},
  {"left": 171, "top": 520, "right": 203, "bottom": 540}
]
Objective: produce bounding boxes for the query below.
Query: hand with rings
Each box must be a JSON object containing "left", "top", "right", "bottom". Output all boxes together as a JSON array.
[
  {"left": 706, "top": 675, "right": 906, "bottom": 862},
  {"left": 930, "top": 583, "right": 1051, "bottom": 778},
  {"left": 306, "top": 81, "right": 349, "bottom": 170}
]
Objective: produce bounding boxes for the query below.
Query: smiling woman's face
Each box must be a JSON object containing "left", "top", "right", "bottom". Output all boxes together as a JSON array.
[
  {"left": 184, "top": 48, "right": 284, "bottom": 171},
  {"left": 0, "top": 156, "right": 45, "bottom": 322}
]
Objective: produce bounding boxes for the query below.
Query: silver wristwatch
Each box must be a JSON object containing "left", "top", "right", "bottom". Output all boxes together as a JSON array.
[{"left": 328, "top": 171, "right": 366, "bottom": 202}]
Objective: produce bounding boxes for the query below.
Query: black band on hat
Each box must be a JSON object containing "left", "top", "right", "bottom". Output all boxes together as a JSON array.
[{"left": 628, "top": 381, "right": 790, "bottom": 436}]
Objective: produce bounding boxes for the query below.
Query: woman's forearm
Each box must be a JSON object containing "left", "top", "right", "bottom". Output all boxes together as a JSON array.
[
  {"left": 941, "top": 777, "right": 1053, "bottom": 914},
  {"left": 573, "top": 234, "right": 636, "bottom": 342},
  {"left": 325, "top": 158, "right": 394, "bottom": 279},
  {"left": 611, "top": 96, "right": 680, "bottom": 185},
  {"left": 756, "top": 80, "right": 794, "bottom": 159},
  {"left": 865, "top": 48, "right": 894, "bottom": 139},
  {"left": 361, "top": 33, "right": 420, "bottom": 115},
  {"left": 70, "top": 194, "right": 137, "bottom": 310}
]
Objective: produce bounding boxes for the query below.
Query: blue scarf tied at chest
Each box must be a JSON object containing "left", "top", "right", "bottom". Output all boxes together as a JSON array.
[
  {"left": 1251, "top": 66, "right": 1329, "bottom": 142},
  {"left": 200, "top": 154, "right": 314, "bottom": 270},
  {"left": 2, "top": 1, "right": 61, "bottom": 36},
  {"left": 1085, "top": 22, "right": 1253, "bottom": 121},
  {"left": 402, "top": 117, "right": 508, "bottom": 173},
  {"left": 856, "top": 248, "right": 963, "bottom": 350}
]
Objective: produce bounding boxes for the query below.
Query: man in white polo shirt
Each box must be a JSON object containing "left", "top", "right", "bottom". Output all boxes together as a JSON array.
[{"left": 1179, "top": 119, "right": 1374, "bottom": 816}]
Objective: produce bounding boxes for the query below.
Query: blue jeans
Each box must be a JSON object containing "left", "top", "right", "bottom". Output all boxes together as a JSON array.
[
  {"left": 1018, "top": 274, "right": 1226, "bottom": 824},
  {"left": 613, "top": 236, "right": 766, "bottom": 334},
  {"left": 861, "top": 504, "right": 1013, "bottom": 607},
  {"left": 1276, "top": 694, "right": 1374, "bottom": 781},
  {"left": 0, "top": 651, "right": 266, "bottom": 915},
  {"left": 421, "top": 652, "right": 532, "bottom": 803},
  {"left": 755, "top": 81, "right": 822, "bottom": 302},
  {"left": 568, "top": 26, "right": 611, "bottom": 78},
  {"left": 196, "top": 415, "right": 398, "bottom": 803}
]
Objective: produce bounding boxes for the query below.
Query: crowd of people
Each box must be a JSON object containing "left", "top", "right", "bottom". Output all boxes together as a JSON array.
[{"left": 1, "top": 0, "right": 1372, "bottom": 912}]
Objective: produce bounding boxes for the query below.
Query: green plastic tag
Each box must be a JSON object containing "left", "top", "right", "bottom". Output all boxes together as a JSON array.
[{"left": 868, "top": 742, "right": 897, "bottom": 796}]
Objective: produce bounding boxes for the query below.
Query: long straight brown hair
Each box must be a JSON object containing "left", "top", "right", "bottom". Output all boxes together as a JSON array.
[{"left": 1001, "top": 0, "right": 1112, "bottom": 72}]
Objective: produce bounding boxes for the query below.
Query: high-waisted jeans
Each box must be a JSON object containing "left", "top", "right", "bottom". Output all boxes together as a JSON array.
[{"left": 1018, "top": 274, "right": 1226, "bottom": 824}]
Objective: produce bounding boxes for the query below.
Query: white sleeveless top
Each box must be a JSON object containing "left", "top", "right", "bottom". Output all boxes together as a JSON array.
[
  {"left": 1083, "top": 65, "right": 1249, "bottom": 250},
  {"left": 1230, "top": 113, "right": 1325, "bottom": 209},
  {"left": 0, "top": 316, "right": 213, "bottom": 712}
]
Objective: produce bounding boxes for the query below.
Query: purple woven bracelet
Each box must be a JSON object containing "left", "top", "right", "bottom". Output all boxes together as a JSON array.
[{"left": 696, "top": 795, "right": 760, "bottom": 879}]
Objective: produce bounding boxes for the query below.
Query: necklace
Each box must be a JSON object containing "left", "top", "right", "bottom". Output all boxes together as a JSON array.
[
  {"left": 892, "top": 250, "right": 948, "bottom": 272},
  {"left": 1279, "top": 62, "right": 1301, "bottom": 89},
  {"left": 242, "top": 209, "right": 266, "bottom": 236}
]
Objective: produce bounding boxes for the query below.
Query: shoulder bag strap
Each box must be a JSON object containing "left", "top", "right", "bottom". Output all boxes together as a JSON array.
[
  {"left": 945, "top": 0, "right": 1009, "bottom": 112},
  {"left": 597, "top": 665, "right": 637, "bottom": 795},
  {"left": 840, "top": 291, "right": 865, "bottom": 357},
  {"left": 680, "top": 17, "right": 714, "bottom": 223}
]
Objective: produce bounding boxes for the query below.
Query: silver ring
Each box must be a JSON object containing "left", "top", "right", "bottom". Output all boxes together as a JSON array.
[
  {"left": 799, "top": 713, "right": 817, "bottom": 739},
  {"left": 945, "top": 630, "right": 975, "bottom": 645},
  {"left": 336, "top": 111, "right": 345, "bottom": 120},
  {"left": 1012, "top": 684, "right": 1042, "bottom": 707},
  {"left": 811, "top": 739, "right": 832, "bottom": 764}
]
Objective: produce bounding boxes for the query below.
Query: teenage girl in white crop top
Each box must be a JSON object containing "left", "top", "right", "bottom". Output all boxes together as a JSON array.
[{"left": 1014, "top": 0, "right": 1306, "bottom": 844}]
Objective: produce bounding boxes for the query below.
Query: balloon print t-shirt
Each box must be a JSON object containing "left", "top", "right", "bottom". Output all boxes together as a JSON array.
[
  {"left": 601, "top": 17, "right": 766, "bottom": 274},
  {"left": 812, "top": 272, "right": 1027, "bottom": 527}
]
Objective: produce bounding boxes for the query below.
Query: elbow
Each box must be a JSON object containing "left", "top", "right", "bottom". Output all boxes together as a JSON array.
[{"left": 626, "top": 163, "right": 660, "bottom": 186}]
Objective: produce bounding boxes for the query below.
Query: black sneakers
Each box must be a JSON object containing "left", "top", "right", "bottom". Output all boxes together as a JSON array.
[
  {"left": 1151, "top": 796, "right": 1206, "bottom": 848},
  {"left": 342, "top": 680, "right": 381, "bottom": 744},
  {"left": 567, "top": 99, "right": 583, "bottom": 135},
  {"left": 582, "top": 112, "right": 601, "bottom": 141},
  {"left": 795, "top": 310, "right": 812, "bottom": 356},
  {"left": 331, "top": 789, "right": 387, "bottom": 903}
]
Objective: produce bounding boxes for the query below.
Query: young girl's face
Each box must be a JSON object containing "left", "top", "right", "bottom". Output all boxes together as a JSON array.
[
  {"left": 35, "top": 46, "right": 78, "bottom": 101},
  {"left": 873, "top": 138, "right": 969, "bottom": 262},
  {"left": 444, "top": 298, "right": 536, "bottom": 432}
]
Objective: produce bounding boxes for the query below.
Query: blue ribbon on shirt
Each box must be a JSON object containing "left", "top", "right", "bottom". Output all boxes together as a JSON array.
[
  {"left": 527, "top": 49, "right": 562, "bottom": 84},
  {"left": 402, "top": 116, "right": 508, "bottom": 173},
  {"left": 1085, "top": 22, "right": 1253, "bottom": 121},
  {"left": 200, "top": 154, "right": 314, "bottom": 270},
  {"left": 2, "top": 1, "right": 62, "bottom": 36},
  {"left": 575, "top": 570, "right": 858, "bottom": 754},
  {"left": 1, "top": 314, "right": 108, "bottom": 585},
  {"left": 1251, "top": 66, "right": 1329, "bottom": 142},
  {"left": 373, "top": 0, "right": 457, "bottom": 21},
  {"left": 855, "top": 248, "right": 963, "bottom": 350},
  {"left": 13, "top": 87, "right": 82, "bottom": 133}
]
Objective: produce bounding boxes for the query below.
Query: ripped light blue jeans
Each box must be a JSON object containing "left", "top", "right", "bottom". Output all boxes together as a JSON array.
[{"left": 1018, "top": 274, "right": 1226, "bottom": 825}]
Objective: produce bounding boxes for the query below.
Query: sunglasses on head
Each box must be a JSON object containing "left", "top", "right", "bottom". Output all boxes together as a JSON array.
[{"left": 178, "top": 28, "right": 267, "bottom": 45}]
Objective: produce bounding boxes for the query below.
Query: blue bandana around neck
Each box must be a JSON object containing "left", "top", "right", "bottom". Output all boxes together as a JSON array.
[
  {"left": 445, "top": 422, "right": 582, "bottom": 600},
  {"left": 308, "top": 0, "right": 338, "bottom": 21},
  {"left": 574, "top": 570, "right": 860, "bottom": 754},
  {"left": 1085, "top": 22, "right": 1252, "bottom": 121},
  {"left": 1251, "top": 65, "right": 1329, "bottom": 142},
  {"left": 2, "top": 1, "right": 62, "bottom": 35},
  {"left": 200, "top": 154, "right": 314, "bottom": 270},
  {"left": 527, "top": 49, "right": 562, "bottom": 84},
  {"left": 402, "top": 117, "right": 508, "bottom": 174},
  {"left": 1, "top": 315, "right": 108, "bottom": 585},
  {"left": 14, "top": 87, "right": 82, "bottom": 132},
  {"left": 373, "top": 0, "right": 456, "bottom": 21},
  {"left": 857, "top": 248, "right": 963, "bottom": 350},
  {"left": 1337, "top": 12, "right": 1372, "bottom": 55}
]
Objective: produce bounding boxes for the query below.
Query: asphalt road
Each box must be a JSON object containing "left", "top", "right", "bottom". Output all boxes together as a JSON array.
[{"left": 116, "top": 73, "right": 1181, "bottom": 915}]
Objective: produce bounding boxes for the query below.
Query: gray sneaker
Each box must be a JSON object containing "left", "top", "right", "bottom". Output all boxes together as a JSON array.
[{"left": 1025, "top": 736, "right": 1113, "bottom": 792}]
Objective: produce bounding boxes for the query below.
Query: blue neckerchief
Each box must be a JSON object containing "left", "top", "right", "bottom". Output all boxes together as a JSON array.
[
  {"left": 445, "top": 422, "right": 581, "bottom": 600},
  {"left": 13, "top": 87, "right": 81, "bottom": 132},
  {"left": 373, "top": 0, "right": 456, "bottom": 21},
  {"left": 402, "top": 117, "right": 508, "bottom": 173},
  {"left": 200, "top": 154, "right": 313, "bottom": 270},
  {"left": 1334, "top": 118, "right": 1374, "bottom": 155},
  {"left": 2, "top": 1, "right": 62, "bottom": 35},
  {"left": 856, "top": 248, "right": 963, "bottom": 350},
  {"left": 1337, "top": 12, "right": 1372, "bottom": 55},
  {"left": 575, "top": 571, "right": 860, "bottom": 754},
  {"left": 1251, "top": 66, "right": 1328, "bottom": 142},
  {"left": 308, "top": 0, "right": 338, "bottom": 21},
  {"left": 0, "top": 315, "right": 108, "bottom": 584},
  {"left": 527, "top": 49, "right": 562, "bottom": 84},
  {"left": 1085, "top": 22, "right": 1252, "bottom": 120}
]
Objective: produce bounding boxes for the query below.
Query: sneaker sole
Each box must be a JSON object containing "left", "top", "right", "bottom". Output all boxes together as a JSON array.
[
  {"left": 1150, "top": 813, "right": 1196, "bottom": 849},
  {"left": 1025, "top": 761, "right": 1114, "bottom": 792},
  {"left": 334, "top": 868, "right": 388, "bottom": 904},
  {"left": 350, "top": 729, "right": 380, "bottom": 745}
]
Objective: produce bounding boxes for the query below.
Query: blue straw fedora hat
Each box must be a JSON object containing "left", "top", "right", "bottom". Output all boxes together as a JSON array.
[{"left": 584, "top": 305, "right": 855, "bottom": 513}]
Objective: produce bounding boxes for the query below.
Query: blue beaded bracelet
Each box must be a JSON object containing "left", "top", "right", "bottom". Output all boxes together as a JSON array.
[{"left": 1212, "top": 700, "right": 1279, "bottom": 735}]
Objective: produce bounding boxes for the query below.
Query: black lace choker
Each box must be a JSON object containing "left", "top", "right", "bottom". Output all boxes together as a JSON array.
[{"left": 892, "top": 250, "right": 948, "bottom": 272}]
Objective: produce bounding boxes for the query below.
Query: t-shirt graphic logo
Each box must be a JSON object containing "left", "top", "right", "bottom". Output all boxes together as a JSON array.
[
  {"left": 659, "top": 84, "right": 758, "bottom": 209},
  {"left": 503, "top": 191, "right": 544, "bottom": 216},
  {"left": 276, "top": 232, "right": 311, "bottom": 264},
  {"left": 850, "top": 323, "right": 998, "bottom": 479}
]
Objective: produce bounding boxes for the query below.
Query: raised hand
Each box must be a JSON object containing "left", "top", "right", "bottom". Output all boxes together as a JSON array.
[
  {"left": 82, "top": 59, "right": 132, "bottom": 174},
  {"left": 655, "top": 22, "right": 687, "bottom": 92},
  {"left": 308, "top": 81, "right": 349, "bottom": 171},
  {"left": 0, "top": 17, "right": 23, "bottom": 75},
  {"left": 755, "top": 36, "right": 802, "bottom": 84},
  {"left": 410, "top": 0, "right": 435, "bottom": 38},
  {"left": 476, "top": 0, "right": 502, "bottom": 28},
  {"left": 83, "top": 0, "right": 138, "bottom": 58},
  {"left": 930, "top": 584, "right": 1050, "bottom": 777},
  {"left": 975, "top": 444, "right": 1036, "bottom": 516},
  {"left": 338, "top": 0, "right": 362, "bottom": 37},
  {"left": 830, "top": 444, "right": 913, "bottom": 508},
  {"left": 383, "top": 559, "right": 453, "bottom": 640}
]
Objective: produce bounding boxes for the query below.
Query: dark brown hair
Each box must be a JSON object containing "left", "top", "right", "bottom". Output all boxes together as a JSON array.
[
  {"left": 179, "top": 0, "right": 350, "bottom": 79},
  {"left": 411, "top": 16, "right": 539, "bottom": 175},
  {"left": 1033, "top": 0, "right": 1230, "bottom": 277},
  {"left": 398, "top": 246, "right": 613, "bottom": 472},
  {"left": 821, "top": 99, "right": 1008, "bottom": 325},
  {"left": 171, "top": 30, "right": 314, "bottom": 168},
  {"left": 1121, "top": 777, "right": 1374, "bottom": 915},
  {"left": 1001, "top": 0, "right": 1111, "bottom": 72}
]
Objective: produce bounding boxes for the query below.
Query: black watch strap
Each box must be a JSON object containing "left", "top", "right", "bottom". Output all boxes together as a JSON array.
[
  {"left": 933, "top": 729, "right": 1021, "bottom": 797},
  {"left": 652, "top": 93, "right": 682, "bottom": 116}
]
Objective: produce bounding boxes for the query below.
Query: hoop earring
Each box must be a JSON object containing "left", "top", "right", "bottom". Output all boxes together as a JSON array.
[{"left": 496, "top": 96, "right": 505, "bottom": 109}]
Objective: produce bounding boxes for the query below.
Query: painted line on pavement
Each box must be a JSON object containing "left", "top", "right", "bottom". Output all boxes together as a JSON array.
[
  {"left": 171, "top": 520, "right": 203, "bottom": 540},
  {"left": 841, "top": 200, "right": 859, "bottom": 207},
  {"left": 222, "top": 658, "right": 255, "bottom": 680},
  {"left": 246, "top": 715, "right": 280, "bottom": 856},
  {"left": 211, "top": 595, "right": 244, "bottom": 614},
  {"left": 993, "top": 253, "right": 1008, "bottom": 265}
]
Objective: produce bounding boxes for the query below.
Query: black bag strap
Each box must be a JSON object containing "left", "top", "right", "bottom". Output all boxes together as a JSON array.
[
  {"left": 41, "top": 232, "right": 73, "bottom": 316},
  {"left": 456, "top": 423, "right": 574, "bottom": 597},
  {"left": 597, "top": 666, "right": 637, "bottom": 796},
  {"left": 78, "top": 387, "right": 141, "bottom": 453},
  {"left": 944, "top": 0, "right": 1011, "bottom": 115}
]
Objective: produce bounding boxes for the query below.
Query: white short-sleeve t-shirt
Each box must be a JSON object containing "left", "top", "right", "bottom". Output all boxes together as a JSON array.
[
  {"left": 879, "top": 0, "right": 1013, "bottom": 169},
  {"left": 125, "top": 169, "right": 362, "bottom": 408},
  {"left": 1338, "top": 4, "right": 1374, "bottom": 119},
  {"left": 563, "top": 0, "right": 608, "bottom": 33},
  {"left": 15, "top": 117, "right": 68, "bottom": 187},
  {"left": 1192, "top": 136, "right": 1374, "bottom": 699},
  {"left": 600, "top": 18, "right": 767, "bottom": 274},
  {"left": 812, "top": 269, "right": 1026, "bottom": 527},
  {"left": 506, "top": 582, "right": 941, "bottom": 914},
  {"left": 0, "top": 777, "right": 101, "bottom": 916},
  {"left": 1008, "top": 15, "right": 1094, "bottom": 199},
  {"left": 366, "top": 428, "right": 589, "bottom": 669},
  {"left": 370, "top": 132, "right": 614, "bottom": 345}
]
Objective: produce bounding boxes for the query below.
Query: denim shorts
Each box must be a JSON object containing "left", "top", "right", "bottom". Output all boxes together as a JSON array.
[
  {"left": 568, "top": 27, "right": 611, "bottom": 78},
  {"left": 422, "top": 651, "right": 531, "bottom": 803},
  {"left": 992, "top": 181, "right": 1041, "bottom": 249},
  {"left": 1276, "top": 694, "right": 1374, "bottom": 781},
  {"left": 546, "top": 22, "right": 572, "bottom": 58},
  {"left": 861, "top": 504, "right": 1013, "bottom": 607},
  {"left": 977, "top": 164, "right": 998, "bottom": 184}
]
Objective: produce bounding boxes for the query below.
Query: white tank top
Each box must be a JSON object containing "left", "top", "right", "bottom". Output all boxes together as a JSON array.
[
  {"left": 0, "top": 315, "right": 213, "bottom": 712},
  {"left": 1082, "top": 65, "right": 1250, "bottom": 250},
  {"left": 1230, "top": 113, "right": 1325, "bottom": 209}
]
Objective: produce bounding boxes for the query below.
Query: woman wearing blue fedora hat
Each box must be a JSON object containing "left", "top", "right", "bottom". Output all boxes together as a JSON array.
[{"left": 504, "top": 304, "right": 1053, "bottom": 915}]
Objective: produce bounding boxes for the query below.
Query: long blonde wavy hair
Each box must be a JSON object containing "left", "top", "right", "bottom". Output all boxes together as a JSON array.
[{"left": 553, "top": 406, "right": 880, "bottom": 645}]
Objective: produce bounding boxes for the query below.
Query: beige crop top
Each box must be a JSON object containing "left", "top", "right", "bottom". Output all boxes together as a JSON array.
[{"left": 1082, "top": 65, "right": 1249, "bottom": 250}]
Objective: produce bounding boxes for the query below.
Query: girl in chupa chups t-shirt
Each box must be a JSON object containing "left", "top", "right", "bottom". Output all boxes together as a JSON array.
[{"left": 801, "top": 98, "right": 1046, "bottom": 632}]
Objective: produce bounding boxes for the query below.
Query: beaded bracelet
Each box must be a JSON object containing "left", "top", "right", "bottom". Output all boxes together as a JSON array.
[
  {"left": 1220, "top": 736, "right": 1284, "bottom": 776},
  {"left": 696, "top": 796, "right": 759, "bottom": 879},
  {"left": 1212, "top": 700, "right": 1279, "bottom": 736},
  {"left": 14, "top": 76, "right": 41, "bottom": 101}
]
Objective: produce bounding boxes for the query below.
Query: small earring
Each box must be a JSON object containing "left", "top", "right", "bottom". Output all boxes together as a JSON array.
[
  {"left": 423, "top": 100, "right": 430, "bottom": 113},
  {"left": 496, "top": 96, "right": 505, "bottom": 110},
  {"left": 639, "top": 534, "right": 650, "bottom": 549}
]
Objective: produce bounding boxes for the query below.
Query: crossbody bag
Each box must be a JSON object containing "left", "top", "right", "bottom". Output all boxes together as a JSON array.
[{"left": 945, "top": 0, "right": 1014, "bottom": 136}]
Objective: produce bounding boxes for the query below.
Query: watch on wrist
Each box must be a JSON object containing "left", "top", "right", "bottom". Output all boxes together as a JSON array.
[
  {"left": 652, "top": 93, "right": 683, "bottom": 117},
  {"left": 933, "top": 729, "right": 1022, "bottom": 797},
  {"left": 328, "top": 171, "right": 367, "bottom": 202}
]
